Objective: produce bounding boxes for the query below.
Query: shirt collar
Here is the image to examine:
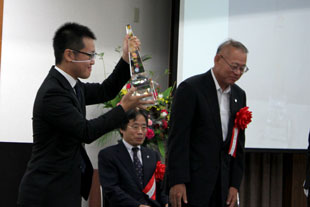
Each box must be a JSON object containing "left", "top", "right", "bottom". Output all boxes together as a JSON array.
[
  {"left": 122, "top": 139, "right": 141, "bottom": 151},
  {"left": 211, "top": 68, "right": 231, "bottom": 94},
  {"left": 54, "top": 65, "right": 78, "bottom": 88}
]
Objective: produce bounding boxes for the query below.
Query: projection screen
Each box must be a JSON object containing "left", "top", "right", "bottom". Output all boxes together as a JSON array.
[{"left": 177, "top": 0, "right": 310, "bottom": 150}]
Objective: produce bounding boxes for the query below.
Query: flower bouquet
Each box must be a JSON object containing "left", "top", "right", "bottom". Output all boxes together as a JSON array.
[
  {"left": 143, "top": 82, "right": 174, "bottom": 159},
  {"left": 99, "top": 78, "right": 174, "bottom": 160},
  {"left": 97, "top": 47, "right": 173, "bottom": 159}
]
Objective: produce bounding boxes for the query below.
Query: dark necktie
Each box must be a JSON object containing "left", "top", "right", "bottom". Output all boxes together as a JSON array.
[
  {"left": 132, "top": 147, "right": 144, "bottom": 187},
  {"left": 74, "top": 83, "right": 82, "bottom": 104}
]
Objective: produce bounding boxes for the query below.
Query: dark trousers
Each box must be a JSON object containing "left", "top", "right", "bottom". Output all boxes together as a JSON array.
[
  {"left": 181, "top": 177, "right": 223, "bottom": 207},
  {"left": 209, "top": 176, "right": 223, "bottom": 207}
]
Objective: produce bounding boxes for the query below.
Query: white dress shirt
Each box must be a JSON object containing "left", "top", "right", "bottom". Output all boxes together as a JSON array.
[
  {"left": 122, "top": 139, "right": 143, "bottom": 164},
  {"left": 54, "top": 65, "right": 78, "bottom": 89},
  {"left": 211, "top": 68, "right": 231, "bottom": 141}
]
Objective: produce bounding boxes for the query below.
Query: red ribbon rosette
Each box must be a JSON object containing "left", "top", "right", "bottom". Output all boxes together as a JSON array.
[
  {"left": 155, "top": 161, "right": 166, "bottom": 181},
  {"left": 228, "top": 106, "right": 252, "bottom": 157},
  {"left": 234, "top": 106, "right": 252, "bottom": 130},
  {"left": 143, "top": 161, "right": 166, "bottom": 200}
]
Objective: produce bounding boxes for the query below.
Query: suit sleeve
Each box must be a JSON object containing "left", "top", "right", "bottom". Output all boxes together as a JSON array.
[
  {"left": 83, "top": 58, "right": 131, "bottom": 105},
  {"left": 167, "top": 81, "right": 197, "bottom": 187},
  {"left": 98, "top": 150, "right": 141, "bottom": 207},
  {"left": 230, "top": 92, "right": 246, "bottom": 189},
  {"left": 39, "top": 59, "right": 130, "bottom": 144},
  {"left": 41, "top": 89, "right": 127, "bottom": 144}
]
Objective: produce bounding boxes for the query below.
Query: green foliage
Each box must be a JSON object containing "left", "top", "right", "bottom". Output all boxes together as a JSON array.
[
  {"left": 103, "top": 91, "right": 124, "bottom": 108},
  {"left": 141, "top": 55, "right": 152, "bottom": 62},
  {"left": 98, "top": 52, "right": 105, "bottom": 59},
  {"left": 96, "top": 130, "right": 119, "bottom": 146},
  {"left": 97, "top": 46, "right": 175, "bottom": 159},
  {"left": 114, "top": 46, "right": 121, "bottom": 53}
]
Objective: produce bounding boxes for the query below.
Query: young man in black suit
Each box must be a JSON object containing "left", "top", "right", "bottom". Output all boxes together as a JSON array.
[
  {"left": 98, "top": 109, "right": 168, "bottom": 207},
  {"left": 166, "top": 39, "right": 249, "bottom": 207},
  {"left": 17, "top": 22, "right": 152, "bottom": 207}
]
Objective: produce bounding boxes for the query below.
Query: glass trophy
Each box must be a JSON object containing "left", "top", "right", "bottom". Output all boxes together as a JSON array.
[{"left": 126, "top": 24, "right": 157, "bottom": 104}]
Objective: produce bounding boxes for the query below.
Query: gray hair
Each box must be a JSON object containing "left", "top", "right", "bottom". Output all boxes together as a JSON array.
[{"left": 216, "top": 39, "right": 248, "bottom": 54}]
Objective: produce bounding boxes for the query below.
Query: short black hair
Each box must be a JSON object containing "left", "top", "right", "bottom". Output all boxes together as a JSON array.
[
  {"left": 119, "top": 109, "right": 148, "bottom": 137},
  {"left": 53, "top": 22, "right": 96, "bottom": 64}
]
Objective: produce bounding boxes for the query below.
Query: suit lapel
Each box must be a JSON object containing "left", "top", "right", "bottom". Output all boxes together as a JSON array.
[
  {"left": 75, "top": 80, "right": 86, "bottom": 117},
  {"left": 203, "top": 71, "right": 223, "bottom": 141},
  {"left": 117, "top": 142, "right": 143, "bottom": 189},
  {"left": 49, "top": 67, "right": 85, "bottom": 116},
  {"left": 225, "top": 86, "right": 240, "bottom": 146}
]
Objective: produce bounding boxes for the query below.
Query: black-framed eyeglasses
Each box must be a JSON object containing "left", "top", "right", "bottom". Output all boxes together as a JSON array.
[
  {"left": 71, "top": 49, "right": 97, "bottom": 60},
  {"left": 220, "top": 55, "right": 249, "bottom": 74}
]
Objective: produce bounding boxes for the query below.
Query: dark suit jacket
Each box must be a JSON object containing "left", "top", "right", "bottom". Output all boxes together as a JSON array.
[
  {"left": 166, "top": 70, "right": 246, "bottom": 207},
  {"left": 98, "top": 141, "right": 168, "bottom": 207},
  {"left": 17, "top": 59, "right": 130, "bottom": 207}
]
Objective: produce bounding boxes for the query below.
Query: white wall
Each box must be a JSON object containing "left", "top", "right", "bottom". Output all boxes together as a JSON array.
[
  {"left": 178, "top": 0, "right": 229, "bottom": 84},
  {"left": 0, "top": 0, "right": 171, "bottom": 143}
]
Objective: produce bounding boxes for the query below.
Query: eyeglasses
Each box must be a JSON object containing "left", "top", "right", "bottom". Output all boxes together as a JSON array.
[
  {"left": 127, "top": 124, "right": 147, "bottom": 132},
  {"left": 71, "top": 49, "right": 97, "bottom": 60},
  {"left": 220, "top": 55, "right": 249, "bottom": 74}
]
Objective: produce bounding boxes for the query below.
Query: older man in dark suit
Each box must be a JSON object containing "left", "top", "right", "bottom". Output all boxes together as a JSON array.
[
  {"left": 98, "top": 109, "right": 168, "bottom": 207},
  {"left": 17, "top": 22, "right": 152, "bottom": 207},
  {"left": 166, "top": 39, "right": 249, "bottom": 207}
]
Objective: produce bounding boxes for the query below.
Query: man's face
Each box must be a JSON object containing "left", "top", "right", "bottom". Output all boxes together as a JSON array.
[
  {"left": 71, "top": 37, "right": 95, "bottom": 79},
  {"left": 213, "top": 46, "right": 247, "bottom": 90},
  {"left": 121, "top": 114, "right": 147, "bottom": 146}
]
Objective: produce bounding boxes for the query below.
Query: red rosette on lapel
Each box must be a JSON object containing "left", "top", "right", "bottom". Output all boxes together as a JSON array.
[
  {"left": 228, "top": 106, "right": 252, "bottom": 157},
  {"left": 155, "top": 161, "right": 165, "bottom": 181},
  {"left": 143, "top": 161, "right": 166, "bottom": 200}
]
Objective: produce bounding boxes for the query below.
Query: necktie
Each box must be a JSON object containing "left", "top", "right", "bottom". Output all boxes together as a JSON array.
[
  {"left": 132, "top": 147, "right": 144, "bottom": 187},
  {"left": 74, "top": 83, "right": 82, "bottom": 104}
]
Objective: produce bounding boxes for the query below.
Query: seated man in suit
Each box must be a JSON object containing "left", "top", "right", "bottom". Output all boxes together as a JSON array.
[{"left": 98, "top": 109, "right": 168, "bottom": 207}]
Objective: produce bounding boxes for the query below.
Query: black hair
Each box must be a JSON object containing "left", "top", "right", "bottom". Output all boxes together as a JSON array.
[
  {"left": 53, "top": 22, "right": 96, "bottom": 64},
  {"left": 119, "top": 109, "right": 148, "bottom": 137}
]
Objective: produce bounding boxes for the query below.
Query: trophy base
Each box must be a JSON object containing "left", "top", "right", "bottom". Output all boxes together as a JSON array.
[{"left": 131, "top": 75, "right": 157, "bottom": 106}]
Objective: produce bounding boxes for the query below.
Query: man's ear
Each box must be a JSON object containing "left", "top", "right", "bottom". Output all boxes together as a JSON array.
[
  {"left": 63, "top": 49, "right": 74, "bottom": 62},
  {"left": 214, "top": 54, "right": 221, "bottom": 64},
  {"left": 119, "top": 129, "right": 124, "bottom": 137}
]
